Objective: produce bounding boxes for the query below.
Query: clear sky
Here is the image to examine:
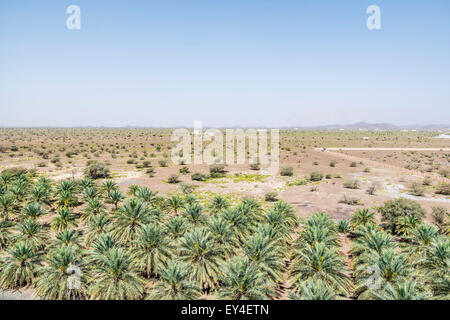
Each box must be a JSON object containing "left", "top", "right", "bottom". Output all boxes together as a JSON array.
[{"left": 1, "top": 0, "right": 449, "bottom": 127}]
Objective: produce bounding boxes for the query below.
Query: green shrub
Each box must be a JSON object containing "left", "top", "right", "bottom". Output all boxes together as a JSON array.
[
  {"left": 343, "top": 179, "right": 360, "bottom": 189},
  {"left": 431, "top": 206, "right": 448, "bottom": 228},
  {"left": 83, "top": 161, "right": 110, "bottom": 179},
  {"left": 159, "top": 160, "right": 168, "bottom": 167},
  {"left": 280, "top": 166, "right": 294, "bottom": 176},
  {"left": 191, "top": 173, "right": 207, "bottom": 181},
  {"left": 167, "top": 174, "right": 180, "bottom": 184},
  {"left": 209, "top": 164, "right": 226, "bottom": 176},
  {"left": 1, "top": 167, "right": 29, "bottom": 177},
  {"left": 438, "top": 169, "right": 450, "bottom": 178},
  {"left": 142, "top": 161, "right": 152, "bottom": 168},
  {"left": 339, "top": 194, "right": 360, "bottom": 205},
  {"left": 409, "top": 182, "right": 425, "bottom": 196},
  {"left": 378, "top": 198, "right": 425, "bottom": 233},
  {"left": 436, "top": 183, "right": 450, "bottom": 195},
  {"left": 179, "top": 182, "right": 196, "bottom": 194},
  {"left": 337, "top": 220, "right": 350, "bottom": 233},
  {"left": 264, "top": 192, "right": 278, "bottom": 202},
  {"left": 309, "top": 172, "right": 323, "bottom": 181},
  {"left": 366, "top": 183, "right": 377, "bottom": 195},
  {"left": 179, "top": 167, "right": 190, "bottom": 175}
]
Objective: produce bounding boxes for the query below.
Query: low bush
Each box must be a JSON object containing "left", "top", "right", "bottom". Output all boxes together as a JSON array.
[
  {"left": 83, "top": 161, "right": 110, "bottom": 179},
  {"left": 309, "top": 172, "right": 323, "bottom": 181},
  {"left": 264, "top": 192, "right": 278, "bottom": 202},
  {"left": 339, "top": 194, "right": 361, "bottom": 205},
  {"left": 191, "top": 173, "right": 207, "bottom": 181},
  {"left": 436, "top": 183, "right": 450, "bottom": 195},
  {"left": 167, "top": 174, "right": 180, "bottom": 184},
  {"left": 343, "top": 179, "right": 360, "bottom": 189},
  {"left": 280, "top": 166, "right": 294, "bottom": 177}
]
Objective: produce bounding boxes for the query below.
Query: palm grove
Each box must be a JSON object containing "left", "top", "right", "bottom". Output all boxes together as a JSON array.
[{"left": 0, "top": 167, "right": 448, "bottom": 300}]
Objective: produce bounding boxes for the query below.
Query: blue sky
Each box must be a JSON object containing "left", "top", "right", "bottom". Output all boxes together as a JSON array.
[{"left": 1, "top": 0, "right": 449, "bottom": 127}]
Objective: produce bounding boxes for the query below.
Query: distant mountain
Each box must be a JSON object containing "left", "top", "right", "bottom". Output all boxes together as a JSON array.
[{"left": 287, "top": 122, "right": 450, "bottom": 131}]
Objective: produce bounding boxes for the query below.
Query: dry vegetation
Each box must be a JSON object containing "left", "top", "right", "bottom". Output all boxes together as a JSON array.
[{"left": 0, "top": 128, "right": 449, "bottom": 300}]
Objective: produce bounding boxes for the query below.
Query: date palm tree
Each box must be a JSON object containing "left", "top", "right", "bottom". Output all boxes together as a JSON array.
[
  {"left": 256, "top": 223, "right": 285, "bottom": 249},
  {"left": 146, "top": 261, "right": 202, "bottom": 300},
  {"left": 54, "top": 229, "right": 82, "bottom": 248},
  {"left": 14, "top": 218, "right": 48, "bottom": 248},
  {"left": 218, "top": 256, "right": 274, "bottom": 300},
  {"left": 183, "top": 194, "right": 198, "bottom": 207},
  {"left": 0, "top": 193, "right": 16, "bottom": 221},
  {"left": 295, "top": 224, "right": 339, "bottom": 249},
  {"left": 264, "top": 208, "right": 292, "bottom": 240},
  {"left": 291, "top": 242, "right": 352, "bottom": 296},
  {"left": 244, "top": 233, "right": 285, "bottom": 285},
  {"left": 22, "top": 202, "right": 47, "bottom": 220},
  {"left": 34, "top": 245, "right": 87, "bottom": 300},
  {"left": 368, "top": 280, "right": 430, "bottom": 300},
  {"left": 417, "top": 237, "right": 449, "bottom": 299},
  {"left": 106, "top": 189, "right": 125, "bottom": 210},
  {"left": 182, "top": 203, "right": 206, "bottom": 227},
  {"left": 84, "top": 215, "right": 111, "bottom": 245},
  {"left": 55, "top": 180, "right": 77, "bottom": 195},
  {"left": 305, "top": 212, "right": 337, "bottom": 232},
  {"left": 289, "top": 279, "right": 337, "bottom": 300},
  {"left": 89, "top": 233, "right": 118, "bottom": 257},
  {"left": 178, "top": 228, "right": 223, "bottom": 289},
  {"left": 406, "top": 224, "right": 440, "bottom": 262},
  {"left": 396, "top": 215, "right": 422, "bottom": 236},
  {"left": 167, "top": 195, "right": 184, "bottom": 215},
  {"left": 354, "top": 249, "right": 410, "bottom": 299},
  {"left": 208, "top": 215, "right": 238, "bottom": 258},
  {"left": 0, "top": 172, "right": 13, "bottom": 191},
  {"left": 51, "top": 208, "right": 78, "bottom": 232},
  {"left": 102, "top": 180, "right": 118, "bottom": 194},
  {"left": 130, "top": 224, "right": 174, "bottom": 278},
  {"left": 271, "top": 201, "right": 298, "bottom": 230},
  {"left": 55, "top": 190, "right": 78, "bottom": 209},
  {"left": 111, "top": 198, "right": 151, "bottom": 243},
  {"left": 208, "top": 195, "right": 229, "bottom": 214},
  {"left": 165, "top": 215, "right": 188, "bottom": 240},
  {"left": 136, "top": 187, "right": 158, "bottom": 204},
  {"left": 221, "top": 208, "right": 250, "bottom": 243},
  {"left": 127, "top": 185, "right": 140, "bottom": 197},
  {"left": 82, "top": 186, "right": 99, "bottom": 202},
  {"left": 410, "top": 224, "right": 439, "bottom": 246},
  {"left": 82, "top": 197, "right": 105, "bottom": 222},
  {"left": 10, "top": 176, "right": 31, "bottom": 202},
  {"left": 78, "top": 178, "right": 95, "bottom": 191},
  {"left": 0, "top": 242, "right": 42, "bottom": 289},
  {"left": 30, "top": 185, "right": 52, "bottom": 205},
  {"left": 350, "top": 208, "right": 376, "bottom": 229},
  {"left": 351, "top": 230, "right": 397, "bottom": 268},
  {"left": 0, "top": 220, "right": 13, "bottom": 248},
  {"left": 88, "top": 247, "right": 145, "bottom": 300}
]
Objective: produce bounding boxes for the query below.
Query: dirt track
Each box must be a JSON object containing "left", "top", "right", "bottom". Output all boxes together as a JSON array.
[{"left": 316, "top": 147, "right": 450, "bottom": 151}]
